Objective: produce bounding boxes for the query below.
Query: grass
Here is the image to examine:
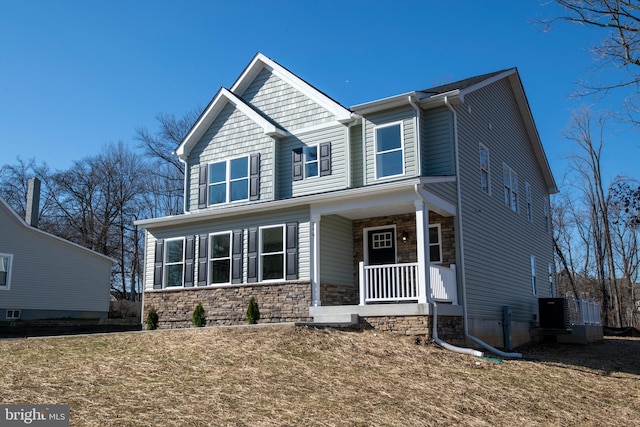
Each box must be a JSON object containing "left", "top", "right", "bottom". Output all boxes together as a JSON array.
[{"left": 1, "top": 325, "right": 638, "bottom": 426}]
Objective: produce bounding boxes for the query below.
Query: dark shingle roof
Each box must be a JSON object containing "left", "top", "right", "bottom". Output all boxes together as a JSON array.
[{"left": 420, "top": 69, "right": 514, "bottom": 95}]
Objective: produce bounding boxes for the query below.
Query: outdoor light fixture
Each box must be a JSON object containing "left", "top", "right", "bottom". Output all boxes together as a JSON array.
[{"left": 401, "top": 231, "right": 409, "bottom": 244}]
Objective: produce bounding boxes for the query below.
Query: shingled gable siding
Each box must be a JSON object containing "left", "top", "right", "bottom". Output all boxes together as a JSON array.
[
  {"left": 454, "top": 79, "right": 554, "bottom": 329},
  {"left": 239, "top": 68, "right": 334, "bottom": 130},
  {"left": 363, "top": 107, "right": 417, "bottom": 185},
  {"left": 186, "top": 102, "right": 275, "bottom": 212}
]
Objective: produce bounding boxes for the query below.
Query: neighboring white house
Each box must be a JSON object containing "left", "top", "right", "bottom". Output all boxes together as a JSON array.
[
  {"left": 0, "top": 179, "right": 113, "bottom": 321},
  {"left": 136, "top": 53, "right": 558, "bottom": 348}
]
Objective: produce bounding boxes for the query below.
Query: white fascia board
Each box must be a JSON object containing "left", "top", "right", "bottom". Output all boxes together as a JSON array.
[
  {"left": 350, "top": 91, "right": 416, "bottom": 115},
  {"left": 175, "top": 87, "right": 287, "bottom": 158},
  {"left": 232, "top": 53, "right": 353, "bottom": 123},
  {"left": 135, "top": 178, "right": 426, "bottom": 229}
]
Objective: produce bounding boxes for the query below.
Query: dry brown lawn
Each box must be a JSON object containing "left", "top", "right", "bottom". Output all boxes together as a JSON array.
[{"left": 1, "top": 325, "right": 638, "bottom": 426}]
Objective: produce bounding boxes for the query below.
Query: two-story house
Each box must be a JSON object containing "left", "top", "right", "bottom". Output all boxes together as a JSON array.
[{"left": 136, "top": 53, "right": 557, "bottom": 349}]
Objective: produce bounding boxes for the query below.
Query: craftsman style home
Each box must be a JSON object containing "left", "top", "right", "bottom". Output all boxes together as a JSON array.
[{"left": 137, "top": 53, "right": 557, "bottom": 348}]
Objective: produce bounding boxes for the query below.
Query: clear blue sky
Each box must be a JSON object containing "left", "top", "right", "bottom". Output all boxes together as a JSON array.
[{"left": 1, "top": 1, "right": 637, "bottom": 187}]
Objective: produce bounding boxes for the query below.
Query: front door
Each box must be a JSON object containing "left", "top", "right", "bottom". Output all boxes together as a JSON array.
[{"left": 366, "top": 227, "right": 396, "bottom": 265}]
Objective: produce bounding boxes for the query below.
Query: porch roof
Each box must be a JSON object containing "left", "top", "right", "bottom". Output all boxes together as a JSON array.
[{"left": 135, "top": 176, "right": 455, "bottom": 229}]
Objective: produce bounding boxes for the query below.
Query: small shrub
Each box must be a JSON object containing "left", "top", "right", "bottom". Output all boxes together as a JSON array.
[
  {"left": 192, "top": 303, "right": 206, "bottom": 327},
  {"left": 146, "top": 307, "right": 159, "bottom": 330},
  {"left": 246, "top": 297, "right": 260, "bottom": 324}
]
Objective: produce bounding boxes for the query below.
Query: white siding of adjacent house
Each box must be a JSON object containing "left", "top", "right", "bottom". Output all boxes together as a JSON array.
[
  {"left": 0, "top": 202, "right": 112, "bottom": 314},
  {"left": 454, "top": 78, "right": 554, "bottom": 325}
]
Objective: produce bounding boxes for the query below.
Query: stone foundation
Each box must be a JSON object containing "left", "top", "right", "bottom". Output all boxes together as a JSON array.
[
  {"left": 359, "top": 315, "right": 464, "bottom": 344},
  {"left": 143, "top": 281, "right": 312, "bottom": 329},
  {"left": 320, "top": 282, "right": 359, "bottom": 306}
]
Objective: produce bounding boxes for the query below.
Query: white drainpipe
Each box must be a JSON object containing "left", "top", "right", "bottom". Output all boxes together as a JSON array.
[
  {"left": 414, "top": 184, "right": 483, "bottom": 357},
  {"left": 443, "top": 96, "right": 522, "bottom": 359}
]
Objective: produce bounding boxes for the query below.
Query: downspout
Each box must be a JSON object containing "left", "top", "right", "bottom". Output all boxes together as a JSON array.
[
  {"left": 444, "top": 95, "right": 522, "bottom": 359},
  {"left": 414, "top": 184, "right": 483, "bottom": 357},
  {"left": 178, "top": 156, "right": 190, "bottom": 214},
  {"left": 408, "top": 96, "right": 422, "bottom": 176}
]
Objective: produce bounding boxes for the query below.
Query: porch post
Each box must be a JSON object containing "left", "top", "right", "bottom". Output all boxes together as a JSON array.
[
  {"left": 311, "top": 214, "right": 321, "bottom": 307},
  {"left": 415, "top": 199, "right": 429, "bottom": 304}
]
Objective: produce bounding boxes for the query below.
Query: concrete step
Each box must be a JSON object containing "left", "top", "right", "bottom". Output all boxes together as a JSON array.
[{"left": 312, "top": 313, "right": 359, "bottom": 326}]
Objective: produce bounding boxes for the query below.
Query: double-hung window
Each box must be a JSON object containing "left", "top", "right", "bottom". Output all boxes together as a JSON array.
[
  {"left": 543, "top": 197, "right": 550, "bottom": 233},
  {"left": 375, "top": 122, "right": 404, "bottom": 179},
  {"left": 531, "top": 256, "right": 537, "bottom": 296},
  {"left": 428, "top": 225, "right": 442, "bottom": 264},
  {"left": 0, "top": 254, "right": 12, "bottom": 290},
  {"left": 479, "top": 144, "right": 490, "bottom": 194},
  {"left": 208, "top": 157, "right": 249, "bottom": 205},
  {"left": 503, "top": 163, "right": 518, "bottom": 212},
  {"left": 164, "top": 238, "right": 185, "bottom": 287},
  {"left": 260, "top": 226, "right": 285, "bottom": 281},
  {"left": 304, "top": 146, "right": 318, "bottom": 178},
  {"left": 210, "top": 232, "right": 231, "bottom": 284}
]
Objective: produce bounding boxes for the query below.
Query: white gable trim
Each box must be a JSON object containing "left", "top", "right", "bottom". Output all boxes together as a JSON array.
[
  {"left": 231, "top": 53, "right": 353, "bottom": 123},
  {"left": 175, "top": 88, "right": 288, "bottom": 158}
]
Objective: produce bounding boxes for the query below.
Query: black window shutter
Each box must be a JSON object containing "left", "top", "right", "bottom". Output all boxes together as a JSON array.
[
  {"left": 292, "top": 148, "right": 303, "bottom": 181},
  {"left": 319, "top": 142, "right": 331, "bottom": 177},
  {"left": 249, "top": 154, "right": 260, "bottom": 201},
  {"left": 198, "top": 164, "right": 208, "bottom": 208},
  {"left": 197, "top": 234, "right": 208, "bottom": 286},
  {"left": 232, "top": 229, "right": 244, "bottom": 284},
  {"left": 184, "top": 235, "right": 196, "bottom": 287},
  {"left": 286, "top": 222, "right": 298, "bottom": 280},
  {"left": 247, "top": 227, "right": 258, "bottom": 283},
  {"left": 153, "top": 239, "right": 164, "bottom": 289}
]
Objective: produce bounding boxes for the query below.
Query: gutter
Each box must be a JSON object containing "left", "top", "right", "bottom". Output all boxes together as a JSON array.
[
  {"left": 444, "top": 96, "right": 522, "bottom": 359},
  {"left": 408, "top": 96, "right": 422, "bottom": 177},
  {"left": 178, "top": 156, "right": 190, "bottom": 214}
]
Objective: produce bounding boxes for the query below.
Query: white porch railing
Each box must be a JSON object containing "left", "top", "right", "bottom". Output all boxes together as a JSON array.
[
  {"left": 359, "top": 262, "right": 458, "bottom": 305},
  {"left": 567, "top": 298, "right": 602, "bottom": 326}
]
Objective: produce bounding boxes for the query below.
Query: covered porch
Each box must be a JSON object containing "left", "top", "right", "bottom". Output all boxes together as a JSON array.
[{"left": 308, "top": 178, "right": 460, "bottom": 320}]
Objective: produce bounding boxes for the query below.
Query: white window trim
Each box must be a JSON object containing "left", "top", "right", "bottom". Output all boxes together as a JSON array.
[
  {"left": 531, "top": 255, "right": 537, "bottom": 296},
  {"left": 374, "top": 121, "right": 405, "bottom": 180},
  {"left": 208, "top": 156, "right": 250, "bottom": 205},
  {"left": 429, "top": 224, "right": 443, "bottom": 264},
  {"left": 503, "top": 163, "right": 518, "bottom": 213},
  {"left": 6, "top": 309, "right": 20, "bottom": 320},
  {"left": 525, "top": 182, "right": 533, "bottom": 222},
  {"left": 164, "top": 237, "right": 185, "bottom": 288},
  {"left": 304, "top": 145, "right": 319, "bottom": 179},
  {"left": 209, "top": 231, "right": 232, "bottom": 285},
  {"left": 258, "top": 225, "right": 286, "bottom": 282},
  {"left": 548, "top": 263, "right": 555, "bottom": 296},
  {"left": 0, "top": 253, "right": 13, "bottom": 290},
  {"left": 479, "top": 143, "right": 490, "bottom": 195}
]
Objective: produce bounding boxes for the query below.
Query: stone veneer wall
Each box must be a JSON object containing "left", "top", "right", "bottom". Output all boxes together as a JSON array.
[
  {"left": 359, "top": 315, "right": 464, "bottom": 344},
  {"left": 143, "top": 281, "right": 312, "bottom": 329},
  {"left": 353, "top": 212, "right": 456, "bottom": 278},
  {"left": 320, "top": 282, "right": 359, "bottom": 306}
]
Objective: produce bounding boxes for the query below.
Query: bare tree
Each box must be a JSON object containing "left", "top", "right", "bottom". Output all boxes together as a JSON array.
[
  {"left": 135, "top": 109, "right": 199, "bottom": 216},
  {"left": 543, "top": 0, "right": 640, "bottom": 121}
]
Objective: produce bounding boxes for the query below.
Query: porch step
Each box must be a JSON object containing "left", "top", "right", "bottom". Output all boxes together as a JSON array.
[{"left": 312, "top": 313, "right": 359, "bottom": 326}]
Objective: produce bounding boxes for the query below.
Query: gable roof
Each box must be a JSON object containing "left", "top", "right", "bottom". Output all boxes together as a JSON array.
[
  {"left": 175, "top": 53, "right": 353, "bottom": 159},
  {"left": 0, "top": 196, "right": 115, "bottom": 263}
]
